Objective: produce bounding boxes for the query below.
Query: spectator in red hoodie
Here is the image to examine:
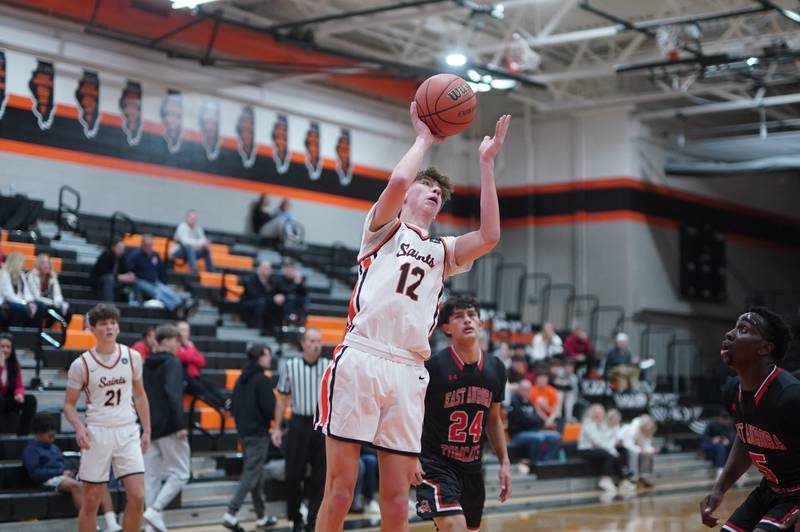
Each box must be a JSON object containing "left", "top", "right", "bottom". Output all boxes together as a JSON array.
[
  {"left": 131, "top": 326, "right": 157, "bottom": 359},
  {"left": 0, "top": 333, "right": 37, "bottom": 435},
  {"left": 176, "top": 321, "right": 229, "bottom": 410},
  {"left": 563, "top": 325, "right": 594, "bottom": 368}
]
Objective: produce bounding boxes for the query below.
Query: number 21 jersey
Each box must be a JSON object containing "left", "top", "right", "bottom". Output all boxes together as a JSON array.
[
  {"left": 78, "top": 344, "right": 139, "bottom": 427},
  {"left": 345, "top": 207, "right": 471, "bottom": 361}
]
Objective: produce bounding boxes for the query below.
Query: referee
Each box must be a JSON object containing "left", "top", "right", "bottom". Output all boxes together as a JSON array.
[{"left": 271, "top": 328, "right": 329, "bottom": 532}]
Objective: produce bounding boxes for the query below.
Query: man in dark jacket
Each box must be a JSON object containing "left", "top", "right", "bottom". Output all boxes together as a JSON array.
[
  {"left": 142, "top": 324, "right": 190, "bottom": 532},
  {"left": 506, "top": 379, "right": 561, "bottom": 473},
  {"left": 89, "top": 238, "right": 135, "bottom": 302},
  {"left": 128, "top": 235, "right": 188, "bottom": 314},
  {"left": 222, "top": 343, "right": 277, "bottom": 532},
  {"left": 240, "top": 261, "right": 284, "bottom": 332}
]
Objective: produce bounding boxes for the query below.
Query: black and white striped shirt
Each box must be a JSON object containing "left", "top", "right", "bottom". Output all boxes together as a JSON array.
[{"left": 276, "top": 355, "right": 331, "bottom": 416}]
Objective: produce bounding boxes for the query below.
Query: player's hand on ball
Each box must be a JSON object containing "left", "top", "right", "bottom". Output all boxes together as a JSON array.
[
  {"left": 479, "top": 114, "right": 511, "bottom": 163},
  {"left": 409, "top": 102, "right": 442, "bottom": 145},
  {"left": 76, "top": 425, "right": 91, "bottom": 450},
  {"left": 498, "top": 462, "right": 512, "bottom": 503},
  {"left": 699, "top": 489, "right": 723, "bottom": 527},
  {"left": 412, "top": 459, "right": 425, "bottom": 486}
]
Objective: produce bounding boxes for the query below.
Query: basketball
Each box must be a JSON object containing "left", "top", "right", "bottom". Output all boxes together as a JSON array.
[{"left": 415, "top": 73, "right": 477, "bottom": 137}]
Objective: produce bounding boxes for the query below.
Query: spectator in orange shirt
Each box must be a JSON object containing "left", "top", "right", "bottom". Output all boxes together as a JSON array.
[
  {"left": 529, "top": 369, "right": 560, "bottom": 430},
  {"left": 176, "top": 321, "right": 229, "bottom": 411}
]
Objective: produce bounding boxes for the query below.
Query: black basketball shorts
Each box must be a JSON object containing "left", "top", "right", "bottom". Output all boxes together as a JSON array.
[
  {"left": 723, "top": 480, "right": 800, "bottom": 532},
  {"left": 416, "top": 456, "right": 485, "bottom": 531}
]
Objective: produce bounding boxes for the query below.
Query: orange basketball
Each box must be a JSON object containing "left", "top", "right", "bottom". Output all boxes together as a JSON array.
[{"left": 415, "top": 73, "right": 477, "bottom": 137}]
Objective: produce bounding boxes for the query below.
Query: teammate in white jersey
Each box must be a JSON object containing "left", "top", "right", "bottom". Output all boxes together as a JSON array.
[
  {"left": 315, "top": 104, "right": 509, "bottom": 531},
  {"left": 64, "top": 304, "right": 151, "bottom": 532}
]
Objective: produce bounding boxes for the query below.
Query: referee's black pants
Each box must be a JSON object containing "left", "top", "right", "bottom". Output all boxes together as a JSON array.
[{"left": 285, "top": 414, "right": 326, "bottom": 528}]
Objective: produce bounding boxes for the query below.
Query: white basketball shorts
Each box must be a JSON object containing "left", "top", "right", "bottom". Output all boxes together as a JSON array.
[
  {"left": 78, "top": 424, "right": 145, "bottom": 483},
  {"left": 315, "top": 344, "right": 429, "bottom": 455}
]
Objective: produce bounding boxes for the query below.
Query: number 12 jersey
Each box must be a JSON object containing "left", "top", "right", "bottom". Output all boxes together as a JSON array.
[{"left": 345, "top": 207, "right": 471, "bottom": 362}]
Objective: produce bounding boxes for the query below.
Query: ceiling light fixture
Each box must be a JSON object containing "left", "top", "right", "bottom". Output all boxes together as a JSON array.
[
  {"left": 171, "top": 0, "right": 218, "bottom": 9},
  {"left": 746, "top": 57, "right": 759, "bottom": 66},
  {"left": 466, "top": 69, "right": 481, "bottom": 82},
  {"left": 445, "top": 52, "right": 468, "bottom": 67},
  {"left": 490, "top": 78, "right": 518, "bottom": 90}
]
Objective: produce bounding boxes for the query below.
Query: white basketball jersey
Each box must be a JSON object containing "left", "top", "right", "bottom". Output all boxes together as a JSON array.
[
  {"left": 80, "top": 344, "right": 137, "bottom": 427},
  {"left": 346, "top": 212, "right": 470, "bottom": 361}
]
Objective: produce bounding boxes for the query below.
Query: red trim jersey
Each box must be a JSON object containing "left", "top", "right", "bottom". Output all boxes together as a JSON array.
[
  {"left": 345, "top": 207, "right": 471, "bottom": 361},
  {"left": 724, "top": 367, "right": 800, "bottom": 490},
  {"left": 67, "top": 344, "right": 141, "bottom": 428},
  {"left": 421, "top": 347, "right": 506, "bottom": 472}
]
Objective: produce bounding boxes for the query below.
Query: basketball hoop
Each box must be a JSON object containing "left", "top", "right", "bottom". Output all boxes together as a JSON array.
[{"left": 503, "top": 33, "right": 541, "bottom": 74}]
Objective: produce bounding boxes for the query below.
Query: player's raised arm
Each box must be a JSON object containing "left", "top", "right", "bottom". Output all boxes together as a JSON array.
[
  {"left": 453, "top": 114, "right": 510, "bottom": 266},
  {"left": 369, "top": 102, "right": 438, "bottom": 232}
]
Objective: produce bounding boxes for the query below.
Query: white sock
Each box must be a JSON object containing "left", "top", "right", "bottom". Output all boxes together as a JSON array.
[{"left": 104, "top": 512, "right": 118, "bottom": 527}]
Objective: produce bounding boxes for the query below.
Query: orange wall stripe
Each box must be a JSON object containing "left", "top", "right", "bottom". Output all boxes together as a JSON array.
[{"left": 0, "top": 138, "right": 373, "bottom": 211}]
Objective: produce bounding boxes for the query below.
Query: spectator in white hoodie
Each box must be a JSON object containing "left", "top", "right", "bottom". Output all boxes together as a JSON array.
[
  {"left": 531, "top": 322, "right": 563, "bottom": 361},
  {"left": 618, "top": 414, "right": 657, "bottom": 487},
  {"left": 27, "top": 254, "right": 70, "bottom": 321},
  {"left": 577, "top": 404, "right": 633, "bottom": 494},
  {"left": 0, "top": 252, "right": 42, "bottom": 327}
]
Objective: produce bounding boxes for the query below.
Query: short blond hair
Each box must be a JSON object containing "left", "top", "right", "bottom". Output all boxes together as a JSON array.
[{"left": 416, "top": 167, "right": 453, "bottom": 205}]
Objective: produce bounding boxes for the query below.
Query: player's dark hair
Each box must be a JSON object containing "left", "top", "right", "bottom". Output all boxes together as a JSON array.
[
  {"left": 416, "top": 167, "right": 453, "bottom": 205},
  {"left": 748, "top": 306, "right": 792, "bottom": 360},
  {"left": 246, "top": 343, "right": 271, "bottom": 362},
  {"left": 155, "top": 323, "right": 180, "bottom": 343},
  {"left": 438, "top": 295, "right": 480, "bottom": 330},
  {"left": 87, "top": 303, "right": 120, "bottom": 327},
  {"left": 31, "top": 413, "right": 56, "bottom": 434}
]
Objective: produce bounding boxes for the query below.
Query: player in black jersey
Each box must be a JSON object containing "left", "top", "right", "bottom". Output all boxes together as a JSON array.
[
  {"left": 415, "top": 295, "right": 510, "bottom": 531},
  {"left": 700, "top": 307, "right": 800, "bottom": 532}
]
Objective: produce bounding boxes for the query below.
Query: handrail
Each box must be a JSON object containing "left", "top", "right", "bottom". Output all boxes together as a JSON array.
[
  {"left": 216, "top": 268, "right": 235, "bottom": 327},
  {"left": 639, "top": 325, "right": 676, "bottom": 361},
  {"left": 493, "top": 262, "right": 526, "bottom": 314},
  {"left": 109, "top": 211, "right": 137, "bottom": 243},
  {"left": 667, "top": 339, "right": 698, "bottom": 395},
  {"left": 55, "top": 185, "right": 81, "bottom": 241},
  {"left": 588, "top": 305, "right": 626, "bottom": 346},
  {"left": 328, "top": 242, "right": 349, "bottom": 291},
  {"left": 541, "top": 283, "right": 575, "bottom": 328},
  {"left": 30, "top": 308, "right": 69, "bottom": 389},
  {"left": 565, "top": 294, "right": 600, "bottom": 332},
  {"left": 467, "top": 252, "right": 503, "bottom": 303},
  {"left": 187, "top": 395, "right": 226, "bottom": 451},
  {"left": 517, "top": 272, "right": 552, "bottom": 322}
]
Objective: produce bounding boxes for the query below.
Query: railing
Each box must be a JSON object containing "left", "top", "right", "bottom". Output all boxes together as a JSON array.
[
  {"left": 187, "top": 395, "right": 226, "bottom": 452},
  {"left": 566, "top": 294, "right": 599, "bottom": 332},
  {"left": 55, "top": 185, "right": 81, "bottom": 241},
  {"left": 328, "top": 242, "right": 351, "bottom": 291},
  {"left": 667, "top": 339, "right": 699, "bottom": 395},
  {"left": 588, "top": 305, "right": 626, "bottom": 347},
  {"left": 640, "top": 325, "right": 676, "bottom": 381},
  {"left": 516, "top": 272, "right": 551, "bottom": 324},
  {"left": 30, "top": 309, "right": 69, "bottom": 389},
  {"left": 467, "top": 252, "right": 503, "bottom": 305},
  {"left": 541, "top": 283, "right": 575, "bottom": 330},
  {"left": 493, "top": 262, "right": 527, "bottom": 316},
  {"left": 215, "top": 268, "right": 236, "bottom": 327},
  {"left": 109, "top": 211, "right": 137, "bottom": 244}
]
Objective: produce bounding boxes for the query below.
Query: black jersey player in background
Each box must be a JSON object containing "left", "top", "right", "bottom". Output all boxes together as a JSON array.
[
  {"left": 415, "top": 296, "right": 511, "bottom": 532},
  {"left": 699, "top": 307, "right": 800, "bottom": 532}
]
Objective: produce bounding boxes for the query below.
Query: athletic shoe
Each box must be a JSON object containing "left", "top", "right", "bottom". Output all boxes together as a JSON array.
[
  {"left": 366, "top": 500, "right": 381, "bottom": 514},
  {"left": 619, "top": 479, "right": 637, "bottom": 494},
  {"left": 598, "top": 477, "right": 617, "bottom": 494},
  {"left": 255, "top": 515, "right": 278, "bottom": 528},
  {"left": 222, "top": 512, "right": 245, "bottom": 532},
  {"left": 143, "top": 507, "right": 167, "bottom": 532}
]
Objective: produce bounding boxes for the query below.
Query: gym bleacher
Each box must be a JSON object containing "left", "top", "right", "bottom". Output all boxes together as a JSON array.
[{"left": 3, "top": 199, "right": 792, "bottom": 530}]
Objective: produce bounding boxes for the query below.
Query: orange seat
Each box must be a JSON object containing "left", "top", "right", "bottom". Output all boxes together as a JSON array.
[
  {"left": 198, "top": 407, "right": 236, "bottom": 430},
  {"left": 209, "top": 243, "right": 229, "bottom": 256},
  {"left": 306, "top": 315, "right": 347, "bottom": 346},
  {"left": 68, "top": 314, "right": 84, "bottom": 331},
  {"left": 562, "top": 423, "right": 582, "bottom": 443},
  {"left": 0, "top": 242, "right": 35, "bottom": 255},
  {"left": 0, "top": 230, "right": 7, "bottom": 242},
  {"left": 63, "top": 330, "right": 96, "bottom": 350},
  {"left": 22, "top": 255, "right": 62, "bottom": 272},
  {"left": 213, "top": 254, "right": 253, "bottom": 271}
]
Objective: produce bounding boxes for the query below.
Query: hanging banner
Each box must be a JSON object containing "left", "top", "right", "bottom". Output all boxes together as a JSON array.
[
  {"left": 29, "top": 59, "right": 55, "bottom": 130},
  {"left": 76, "top": 70, "right": 100, "bottom": 138}
]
